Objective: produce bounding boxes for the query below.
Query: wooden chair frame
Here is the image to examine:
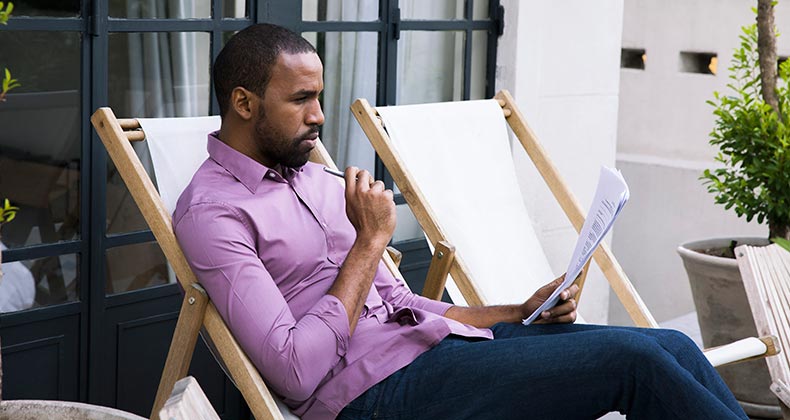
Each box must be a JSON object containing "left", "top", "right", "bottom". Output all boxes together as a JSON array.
[
  {"left": 737, "top": 244, "right": 790, "bottom": 419},
  {"left": 350, "top": 89, "right": 780, "bottom": 363},
  {"left": 91, "top": 108, "right": 454, "bottom": 420}
]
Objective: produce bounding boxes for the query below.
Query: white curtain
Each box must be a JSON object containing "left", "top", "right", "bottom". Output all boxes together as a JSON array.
[
  {"left": 126, "top": 0, "right": 202, "bottom": 118},
  {"left": 320, "top": 1, "right": 378, "bottom": 172},
  {"left": 397, "top": 0, "right": 465, "bottom": 105}
]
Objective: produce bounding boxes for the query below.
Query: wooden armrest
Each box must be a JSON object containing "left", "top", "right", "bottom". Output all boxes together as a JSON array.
[
  {"left": 386, "top": 246, "right": 402, "bottom": 268},
  {"left": 422, "top": 241, "right": 455, "bottom": 301},
  {"left": 702, "top": 335, "right": 779, "bottom": 367}
]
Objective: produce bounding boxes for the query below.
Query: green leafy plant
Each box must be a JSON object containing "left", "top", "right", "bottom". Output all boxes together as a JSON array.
[
  {"left": 0, "top": 1, "right": 12, "bottom": 24},
  {"left": 0, "top": 199, "right": 18, "bottom": 225},
  {"left": 702, "top": 23, "right": 790, "bottom": 241},
  {"left": 0, "top": 1, "right": 19, "bottom": 102},
  {"left": 773, "top": 237, "right": 790, "bottom": 252},
  {"left": 1, "top": 68, "right": 20, "bottom": 102}
]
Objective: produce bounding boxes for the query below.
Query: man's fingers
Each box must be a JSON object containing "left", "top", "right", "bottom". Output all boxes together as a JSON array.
[
  {"left": 356, "top": 170, "right": 373, "bottom": 191},
  {"left": 560, "top": 284, "right": 580, "bottom": 300},
  {"left": 344, "top": 166, "right": 359, "bottom": 190},
  {"left": 538, "top": 299, "right": 577, "bottom": 324},
  {"left": 370, "top": 179, "right": 385, "bottom": 192},
  {"left": 550, "top": 312, "right": 577, "bottom": 324},
  {"left": 541, "top": 299, "right": 576, "bottom": 318}
]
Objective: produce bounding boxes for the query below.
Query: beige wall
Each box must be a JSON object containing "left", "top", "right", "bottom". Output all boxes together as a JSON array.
[
  {"left": 611, "top": 0, "right": 790, "bottom": 325},
  {"left": 497, "top": 0, "right": 625, "bottom": 324}
]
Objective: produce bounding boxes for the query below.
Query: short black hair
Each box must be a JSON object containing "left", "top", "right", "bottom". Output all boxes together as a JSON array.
[{"left": 213, "top": 24, "right": 316, "bottom": 118}]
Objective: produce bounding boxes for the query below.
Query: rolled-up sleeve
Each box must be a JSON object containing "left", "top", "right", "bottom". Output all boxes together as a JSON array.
[
  {"left": 373, "top": 261, "right": 452, "bottom": 315},
  {"left": 175, "top": 202, "right": 350, "bottom": 401}
]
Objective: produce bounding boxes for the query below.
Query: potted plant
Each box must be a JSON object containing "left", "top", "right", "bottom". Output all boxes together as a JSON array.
[{"left": 677, "top": 3, "right": 790, "bottom": 417}]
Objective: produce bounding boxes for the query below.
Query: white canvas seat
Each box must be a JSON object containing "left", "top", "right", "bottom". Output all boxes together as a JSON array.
[
  {"left": 351, "top": 89, "right": 780, "bottom": 367},
  {"left": 375, "top": 99, "right": 555, "bottom": 309}
]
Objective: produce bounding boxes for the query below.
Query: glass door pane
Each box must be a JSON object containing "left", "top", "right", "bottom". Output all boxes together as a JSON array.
[
  {"left": 11, "top": 1, "right": 80, "bottom": 17},
  {"left": 109, "top": 0, "right": 210, "bottom": 18},
  {"left": 0, "top": 31, "right": 82, "bottom": 247},
  {"left": 302, "top": 0, "right": 379, "bottom": 21},
  {"left": 106, "top": 31, "right": 211, "bottom": 234},
  {"left": 0, "top": 252, "right": 80, "bottom": 312},
  {"left": 401, "top": 0, "right": 463, "bottom": 20},
  {"left": 396, "top": 31, "right": 465, "bottom": 104}
]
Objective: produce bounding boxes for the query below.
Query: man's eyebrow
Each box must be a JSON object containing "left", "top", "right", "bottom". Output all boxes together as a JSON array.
[{"left": 290, "top": 89, "right": 320, "bottom": 98}]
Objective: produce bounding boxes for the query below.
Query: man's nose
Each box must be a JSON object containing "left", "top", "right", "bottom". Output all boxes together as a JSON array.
[{"left": 307, "top": 99, "right": 325, "bottom": 126}]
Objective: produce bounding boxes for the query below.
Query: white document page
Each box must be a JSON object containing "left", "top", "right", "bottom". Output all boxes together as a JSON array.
[{"left": 523, "top": 166, "right": 629, "bottom": 325}]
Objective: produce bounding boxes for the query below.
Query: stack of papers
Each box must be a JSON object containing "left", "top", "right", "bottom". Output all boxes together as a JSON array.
[{"left": 523, "top": 166, "right": 629, "bottom": 325}]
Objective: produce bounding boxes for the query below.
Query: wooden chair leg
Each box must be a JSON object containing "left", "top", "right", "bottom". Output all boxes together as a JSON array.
[
  {"left": 422, "top": 241, "right": 455, "bottom": 301},
  {"left": 772, "top": 381, "right": 790, "bottom": 420},
  {"left": 150, "top": 284, "right": 209, "bottom": 420}
]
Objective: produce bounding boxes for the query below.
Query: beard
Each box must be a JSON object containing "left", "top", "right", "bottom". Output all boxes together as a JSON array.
[{"left": 254, "top": 111, "right": 320, "bottom": 169}]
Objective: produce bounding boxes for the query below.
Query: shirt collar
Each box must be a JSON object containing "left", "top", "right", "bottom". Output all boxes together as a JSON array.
[{"left": 207, "top": 131, "right": 272, "bottom": 193}]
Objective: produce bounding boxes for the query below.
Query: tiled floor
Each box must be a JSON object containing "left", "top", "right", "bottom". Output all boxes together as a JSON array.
[{"left": 660, "top": 311, "right": 704, "bottom": 347}]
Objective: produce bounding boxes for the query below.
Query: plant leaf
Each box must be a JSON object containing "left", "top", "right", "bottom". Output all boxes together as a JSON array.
[{"left": 772, "top": 237, "right": 790, "bottom": 253}]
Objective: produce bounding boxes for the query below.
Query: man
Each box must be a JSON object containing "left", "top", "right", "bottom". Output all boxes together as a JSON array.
[{"left": 174, "top": 24, "right": 747, "bottom": 420}]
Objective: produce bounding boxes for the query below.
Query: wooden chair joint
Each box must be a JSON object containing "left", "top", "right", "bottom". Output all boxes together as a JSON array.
[
  {"left": 422, "top": 241, "right": 455, "bottom": 301},
  {"left": 760, "top": 335, "right": 781, "bottom": 357}
]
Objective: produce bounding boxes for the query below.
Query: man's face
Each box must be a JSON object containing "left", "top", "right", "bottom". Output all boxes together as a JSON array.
[{"left": 254, "top": 52, "right": 325, "bottom": 169}]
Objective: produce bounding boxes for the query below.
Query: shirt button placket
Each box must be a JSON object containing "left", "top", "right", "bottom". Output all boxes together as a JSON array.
[{"left": 292, "top": 183, "right": 338, "bottom": 264}]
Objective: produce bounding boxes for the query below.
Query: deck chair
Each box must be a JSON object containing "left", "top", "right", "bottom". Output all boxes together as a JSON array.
[
  {"left": 737, "top": 243, "right": 790, "bottom": 419},
  {"left": 158, "top": 376, "right": 219, "bottom": 420},
  {"left": 90, "top": 109, "right": 421, "bottom": 420},
  {"left": 351, "top": 89, "right": 779, "bottom": 367}
]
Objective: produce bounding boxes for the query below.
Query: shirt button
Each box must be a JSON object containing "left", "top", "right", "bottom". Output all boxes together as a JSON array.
[{"left": 268, "top": 173, "right": 276, "bottom": 178}]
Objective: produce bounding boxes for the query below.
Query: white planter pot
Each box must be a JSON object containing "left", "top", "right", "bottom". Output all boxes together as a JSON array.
[{"left": 0, "top": 400, "right": 146, "bottom": 420}]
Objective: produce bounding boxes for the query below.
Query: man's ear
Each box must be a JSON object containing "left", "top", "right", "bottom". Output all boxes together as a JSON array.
[{"left": 230, "top": 87, "right": 255, "bottom": 120}]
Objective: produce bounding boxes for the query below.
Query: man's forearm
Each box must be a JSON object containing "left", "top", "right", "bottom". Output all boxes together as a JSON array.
[
  {"left": 444, "top": 304, "right": 525, "bottom": 328},
  {"left": 327, "top": 234, "right": 388, "bottom": 334}
]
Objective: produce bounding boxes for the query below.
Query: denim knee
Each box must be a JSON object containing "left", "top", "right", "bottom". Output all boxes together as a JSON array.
[{"left": 601, "top": 330, "right": 668, "bottom": 369}]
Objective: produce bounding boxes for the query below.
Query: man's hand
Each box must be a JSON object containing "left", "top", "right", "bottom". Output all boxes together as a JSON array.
[
  {"left": 328, "top": 167, "right": 396, "bottom": 334},
  {"left": 521, "top": 274, "right": 580, "bottom": 324},
  {"left": 344, "top": 166, "right": 396, "bottom": 246}
]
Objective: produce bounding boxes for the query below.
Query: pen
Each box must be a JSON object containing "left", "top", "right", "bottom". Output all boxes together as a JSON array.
[
  {"left": 323, "top": 167, "right": 381, "bottom": 186},
  {"left": 323, "top": 167, "right": 345, "bottom": 178}
]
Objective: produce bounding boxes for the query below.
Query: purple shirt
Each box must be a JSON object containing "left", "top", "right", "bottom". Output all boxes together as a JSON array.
[{"left": 173, "top": 133, "right": 492, "bottom": 420}]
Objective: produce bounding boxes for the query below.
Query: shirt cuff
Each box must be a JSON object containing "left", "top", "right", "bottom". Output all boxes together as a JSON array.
[
  {"left": 416, "top": 298, "right": 453, "bottom": 316},
  {"left": 311, "top": 294, "right": 351, "bottom": 357}
]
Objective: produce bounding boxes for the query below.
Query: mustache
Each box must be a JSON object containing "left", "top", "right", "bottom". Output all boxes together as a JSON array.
[{"left": 297, "top": 126, "right": 320, "bottom": 141}]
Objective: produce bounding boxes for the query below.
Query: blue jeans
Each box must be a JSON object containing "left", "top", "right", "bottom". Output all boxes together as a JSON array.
[{"left": 337, "top": 323, "right": 747, "bottom": 420}]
